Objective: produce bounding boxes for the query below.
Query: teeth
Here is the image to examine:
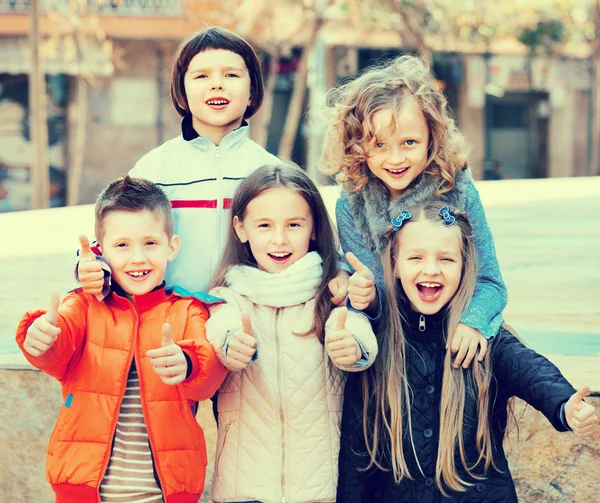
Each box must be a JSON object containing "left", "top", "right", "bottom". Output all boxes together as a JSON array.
[
  {"left": 128, "top": 271, "right": 149, "bottom": 277},
  {"left": 389, "top": 168, "right": 408, "bottom": 173},
  {"left": 270, "top": 252, "right": 290, "bottom": 258},
  {"left": 207, "top": 99, "right": 228, "bottom": 105},
  {"left": 419, "top": 282, "right": 441, "bottom": 287}
]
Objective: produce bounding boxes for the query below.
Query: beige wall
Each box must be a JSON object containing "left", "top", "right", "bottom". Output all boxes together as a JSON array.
[{"left": 457, "top": 72, "right": 485, "bottom": 180}]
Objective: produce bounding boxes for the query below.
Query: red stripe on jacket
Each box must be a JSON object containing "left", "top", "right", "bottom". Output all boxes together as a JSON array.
[{"left": 171, "top": 199, "right": 233, "bottom": 209}]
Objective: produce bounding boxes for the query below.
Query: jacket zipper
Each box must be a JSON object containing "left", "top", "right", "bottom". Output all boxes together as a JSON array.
[
  {"left": 97, "top": 307, "right": 139, "bottom": 502},
  {"left": 214, "top": 143, "right": 223, "bottom": 272},
  {"left": 214, "top": 422, "right": 232, "bottom": 475},
  {"left": 274, "top": 308, "right": 287, "bottom": 503},
  {"left": 419, "top": 314, "right": 426, "bottom": 332}
]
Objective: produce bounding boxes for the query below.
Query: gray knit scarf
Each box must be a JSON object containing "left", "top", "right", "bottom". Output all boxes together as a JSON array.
[{"left": 346, "top": 168, "right": 472, "bottom": 253}]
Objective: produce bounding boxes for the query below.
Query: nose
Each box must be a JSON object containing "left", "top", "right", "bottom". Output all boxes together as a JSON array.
[
  {"left": 388, "top": 145, "right": 405, "bottom": 165},
  {"left": 211, "top": 75, "right": 224, "bottom": 91},
  {"left": 130, "top": 246, "right": 146, "bottom": 264},
  {"left": 271, "top": 227, "right": 288, "bottom": 245},
  {"left": 422, "top": 257, "right": 440, "bottom": 276}
]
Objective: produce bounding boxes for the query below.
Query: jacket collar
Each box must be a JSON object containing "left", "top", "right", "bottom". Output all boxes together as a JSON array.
[
  {"left": 181, "top": 114, "right": 249, "bottom": 152},
  {"left": 345, "top": 168, "right": 471, "bottom": 254},
  {"left": 109, "top": 282, "right": 169, "bottom": 312}
]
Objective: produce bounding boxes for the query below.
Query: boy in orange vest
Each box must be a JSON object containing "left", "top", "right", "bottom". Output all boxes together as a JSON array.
[{"left": 16, "top": 176, "right": 228, "bottom": 503}]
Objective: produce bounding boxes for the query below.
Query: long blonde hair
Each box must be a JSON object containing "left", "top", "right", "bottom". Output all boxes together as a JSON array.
[
  {"left": 363, "top": 202, "right": 497, "bottom": 495},
  {"left": 319, "top": 55, "right": 470, "bottom": 195}
]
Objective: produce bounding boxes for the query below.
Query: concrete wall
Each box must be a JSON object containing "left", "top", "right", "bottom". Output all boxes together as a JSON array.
[{"left": 1, "top": 365, "right": 597, "bottom": 503}]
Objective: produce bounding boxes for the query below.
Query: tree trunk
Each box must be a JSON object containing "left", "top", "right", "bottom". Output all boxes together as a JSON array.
[
  {"left": 249, "top": 46, "right": 280, "bottom": 148},
  {"left": 591, "top": 0, "right": 600, "bottom": 176},
  {"left": 67, "top": 76, "right": 88, "bottom": 206},
  {"left": 277, "top": 18, "right": 324, "bottom": 160},
  {"left": 29, "top": 0, "right": 50, "bottom": 209}
]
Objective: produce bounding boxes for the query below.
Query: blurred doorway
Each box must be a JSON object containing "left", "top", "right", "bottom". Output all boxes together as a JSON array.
[{"left": 487, "top": 92, "right": 549, "bottom": 179}]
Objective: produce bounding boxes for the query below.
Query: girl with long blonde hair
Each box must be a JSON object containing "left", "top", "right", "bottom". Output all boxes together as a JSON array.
[
  {"left": 320, "top": 55, "right": 505, "bottom": 369},
  {"left": 337, "top": 202, "right": 598, "bottom": 502}
]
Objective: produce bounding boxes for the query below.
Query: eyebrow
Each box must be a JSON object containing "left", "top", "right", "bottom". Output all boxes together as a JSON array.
[
  {"left": 253, "top": 216, "right": 309, "bottom": 223},
  {"left": 188, "top": 66, "right": 245, "bottom": 74}
]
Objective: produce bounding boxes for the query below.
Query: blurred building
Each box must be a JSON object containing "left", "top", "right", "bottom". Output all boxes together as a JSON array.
[
  {"left": 0, "top": 1, "right": 594, "bottom": 210},
  {"left": 327, "top": 47, "right": 592, "bottom": 181},
  {"left": 0, "top": 0, "right": 219, "bottom": 210}
]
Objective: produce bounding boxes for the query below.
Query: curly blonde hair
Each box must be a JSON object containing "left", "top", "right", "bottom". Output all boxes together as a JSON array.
[{"left": 319, "top": 55, "right": 470, "bottom": 195}]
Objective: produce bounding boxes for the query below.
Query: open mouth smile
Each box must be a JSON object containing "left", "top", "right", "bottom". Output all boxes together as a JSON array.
[
  {"left": 206, "top": 98, "right": 230, "bottom": 109},
  {"left": 126, "top": 270, "right": 151, "bottom": 281},
  {"left": 416, "top": 281, "right": 444, "bottom": 301},
  {"left": 268, "top": 252, "right": 292, "bottom": 264},
  {"left": 385, "top": 167, "right": 409, "bottom": 177}
]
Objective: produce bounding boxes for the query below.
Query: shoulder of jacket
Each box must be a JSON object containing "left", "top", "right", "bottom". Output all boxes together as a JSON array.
[
  {"left": 131, "top": 136, "right": 185, "bottom": 170},
  {"left": 170, "top": 286, "right": 225, "bottom": 306}
]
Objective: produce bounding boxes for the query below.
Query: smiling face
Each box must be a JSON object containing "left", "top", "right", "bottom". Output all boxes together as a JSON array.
[
  {"left": 395, "top": 218, "right": 462, "bottom": 315},
  {"left": 184, "top": 48, "right": 252, "bottom": 145},
  {"left": 99, "top": 210, "right": 180, "bottom": 296},
  {"left": 366, "top": 100, "right": 430, "bottom": 200},
  {"left": 234, "top": 187, "right": 315, "bottom": 274}
]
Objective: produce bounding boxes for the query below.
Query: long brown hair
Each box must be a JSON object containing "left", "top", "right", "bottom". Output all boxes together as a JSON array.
[
  {"left": 319, "top": 55, "right": 470, "bottom": 195},
  {"left": 209, "top": 162, "right": 339, "bottom": 342},
  {"left": 363, "top": 202, "right": 497, "bottom": 494}
]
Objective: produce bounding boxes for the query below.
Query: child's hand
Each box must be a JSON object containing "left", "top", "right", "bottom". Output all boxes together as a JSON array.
[
  {"left": 78, "top": 234, "right": 104, "bottom": 296},
  {"left": 328, "top": 270, "right": 350, "bottom": 306},
  {"left": 449, "top": 323, "right": 488, "bottom": 369},
  {"left": 346, "top": 252, "right": 376, "bottom": 311},
  {"left": 326, "top": 308, "right": 361, "bottom": 367},
  {"left": 565, "top": 386, "right": 600, "bottom": 437},
  {"left": 146, "top": 323, "right": 188, "bottom": 385},
  {"left": 217, "top": 313, "right": 257, "bottom": 371},
  {"left": 24, "top": 292, "right": 61, "bottom": 357}
]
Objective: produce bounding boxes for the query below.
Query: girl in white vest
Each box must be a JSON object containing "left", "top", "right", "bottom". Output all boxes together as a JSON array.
[{"left": 206, "top": 162, "right": 378, "bottom": 503}]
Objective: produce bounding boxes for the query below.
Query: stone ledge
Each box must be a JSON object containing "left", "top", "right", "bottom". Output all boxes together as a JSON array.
[{"left": 3, "top": 351, "right": 599, "bottom": 392}]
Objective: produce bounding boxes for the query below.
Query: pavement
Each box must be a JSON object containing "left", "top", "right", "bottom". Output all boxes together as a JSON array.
[{"left": 1, "top": 176, "right": 600, "bottom": 389}]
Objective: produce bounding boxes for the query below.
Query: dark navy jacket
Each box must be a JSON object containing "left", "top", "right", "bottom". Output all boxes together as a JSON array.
[{"left": 337, "top": 309, "right": 575, "bottom": 503}]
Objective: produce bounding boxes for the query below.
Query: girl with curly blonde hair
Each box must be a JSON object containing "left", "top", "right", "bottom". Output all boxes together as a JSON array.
[{"left": 320, "top": 55, "right": 506, "bottom": 367}]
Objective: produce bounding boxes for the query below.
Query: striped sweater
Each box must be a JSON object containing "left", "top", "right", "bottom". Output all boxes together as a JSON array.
[{"left": 100, "top": 362, "right": 163, "bottom": 503}]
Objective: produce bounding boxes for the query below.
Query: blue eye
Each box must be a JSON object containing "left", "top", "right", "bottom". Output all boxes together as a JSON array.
[
  {"left": 375, "top": 142, "right": 385, "bottom": 149},
  {"left": 226, "top": 73, "right": 240, "bottom": 78},
  {"left": 406, "top": 139, "right": 416, "bottom": 146}
]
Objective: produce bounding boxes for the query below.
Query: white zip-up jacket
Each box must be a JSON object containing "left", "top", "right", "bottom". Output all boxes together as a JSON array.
[
  {"left": 206, "top": 255, "right": 378, "bottom": 503},
  {"left": 129, "top": 121, "right": 278, "bottom": 293}
]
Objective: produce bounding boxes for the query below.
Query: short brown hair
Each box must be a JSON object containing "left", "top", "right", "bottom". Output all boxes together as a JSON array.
[
  {"left": 94, "top": 176, "right": 174, "bottom": 242},
  {"left": 170, "top": 27, "right": 264, "bottom": 119}
]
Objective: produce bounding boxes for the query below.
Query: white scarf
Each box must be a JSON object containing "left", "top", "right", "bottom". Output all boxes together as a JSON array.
[{"left": 225, "top": 251, "right": 323, "bottom": 307}]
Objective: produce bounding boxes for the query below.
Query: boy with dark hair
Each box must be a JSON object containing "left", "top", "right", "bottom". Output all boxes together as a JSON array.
[{"left": 16, "top": 176, "right": 228, "bottom": 503}]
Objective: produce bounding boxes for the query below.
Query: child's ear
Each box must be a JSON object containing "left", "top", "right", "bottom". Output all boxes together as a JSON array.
[
  {"left": 233, "top": 216, "right": 248, "bottom": 243},
  {"left": 167, "top": 235, "right": 180, "bottom": 262}
]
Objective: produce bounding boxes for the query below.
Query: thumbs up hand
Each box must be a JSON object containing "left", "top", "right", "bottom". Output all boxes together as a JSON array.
[
  {"left": 24, "top": 292, "right": 61, "bottom": 357},
  {"left": 346, "top": 252, "right": 376, "bottom": 311},
  {"left": 564, "top": 386, "right": 599, "bottom": 438},
  {"left": 146, "top": 323, "right": 187, "bottom": 385},
  {"left": 326, "top": 307, "right": 362, "bottom": 367},
  {"left": 77, "top": 235, "right": 105, "bottom": 296},
  {"left": 217, "top": 312, "right": 258, "bottom": 371}
]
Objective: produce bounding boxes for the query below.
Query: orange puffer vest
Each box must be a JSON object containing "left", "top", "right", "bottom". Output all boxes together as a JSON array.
[{"left": 15, "top": 287, "right": 228, "bottom": 503}]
